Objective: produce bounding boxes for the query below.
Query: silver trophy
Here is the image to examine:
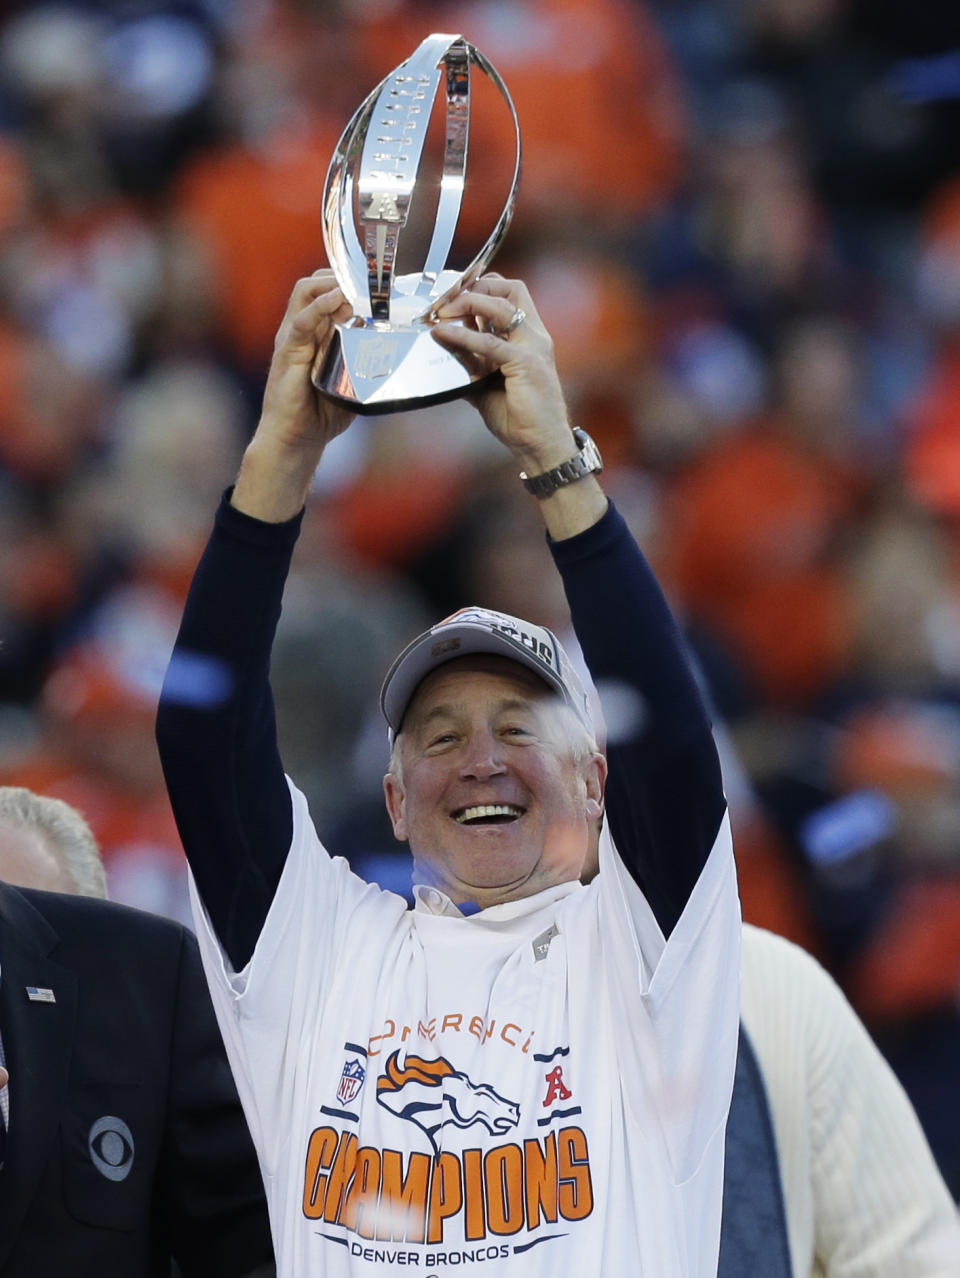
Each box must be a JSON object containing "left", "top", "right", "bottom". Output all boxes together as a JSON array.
[{"left": 312, "top": 33, "right": 521, "bottom": 415}]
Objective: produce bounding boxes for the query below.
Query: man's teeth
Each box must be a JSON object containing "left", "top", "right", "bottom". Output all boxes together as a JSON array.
[{"left": 454, "top": 804, "right": 524, "bottom": 824}]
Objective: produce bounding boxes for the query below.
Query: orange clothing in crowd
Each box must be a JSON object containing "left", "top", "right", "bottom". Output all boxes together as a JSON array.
[
  {"left": 174, "top": 115, "right": 337, "bottom": 366},
  {"left": 352, "top": 0, "right": 687, "bottom": 236},
  {"left": 0, "top": 321, "right": 104, "bottom": 485},
  {"left": 0, "top": 647, "right": 187, "bottom": 915},
  {"left": 734, "top": 812, "right": 819, "bottom": 953},
  {"left": 0, "top": 134, "right": 29, "bottom": 237},
  {"left": 3, "top": 752, "right": 182, "bottom": 878},
  {"left": 327, "top": 464, "right": 467, "bottom": 572},
  {"left": 665, "top": 426, "right": 857, "bottom": 706},
  {"left": 905, "top": 340, "right": 960, "bottom": 519},
  {"left": 907, "top": 176, "right": 960, "bottom": 517},
  {"left": 846, "top": 878, "right": 960, "bottom": 1025}
]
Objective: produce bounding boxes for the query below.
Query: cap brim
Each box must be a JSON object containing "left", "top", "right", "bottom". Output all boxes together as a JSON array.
[{"left": 380, "top": 621, "right": 570, "bottom": 736}]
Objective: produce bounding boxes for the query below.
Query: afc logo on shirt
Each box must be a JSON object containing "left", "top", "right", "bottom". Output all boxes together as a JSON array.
[{"left": 542, "top": 1066, "right": 572, "bottom": 1107}]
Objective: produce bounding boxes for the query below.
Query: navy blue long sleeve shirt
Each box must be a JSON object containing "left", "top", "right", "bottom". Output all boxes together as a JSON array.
[{"left": 157, "top": 494, "right": 726, "bottom": 972}]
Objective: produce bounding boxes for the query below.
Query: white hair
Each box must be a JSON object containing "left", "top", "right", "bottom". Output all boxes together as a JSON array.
[{"left": 0, "top": 786, "right": 107, "bottom": 898}]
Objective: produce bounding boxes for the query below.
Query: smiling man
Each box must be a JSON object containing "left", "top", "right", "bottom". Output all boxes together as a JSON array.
[
  {"left": 382, "top": 650, "right": 604, "bottom": 904},
  {"left": 156, "top": 272, "right": 741, "bottom": 1277}
]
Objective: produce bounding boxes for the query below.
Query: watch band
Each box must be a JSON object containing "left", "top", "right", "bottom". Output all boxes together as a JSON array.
[{"left": 520, "top": 428, "right": 604, "bottom": 498}]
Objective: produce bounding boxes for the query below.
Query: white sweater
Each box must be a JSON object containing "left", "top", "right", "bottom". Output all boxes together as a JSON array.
[{"left": 741, "top": 925, "right": 960, "bottom": 1277}]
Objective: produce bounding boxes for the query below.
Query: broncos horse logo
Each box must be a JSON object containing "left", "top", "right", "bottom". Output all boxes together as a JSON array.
[{"left": 376, "top": 1051, "right": 520, "bottom": 1154}]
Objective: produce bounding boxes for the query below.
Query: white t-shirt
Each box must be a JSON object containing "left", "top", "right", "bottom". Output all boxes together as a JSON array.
[{"left": 191, "top": 779, "right": 740, "bottom": 1277}]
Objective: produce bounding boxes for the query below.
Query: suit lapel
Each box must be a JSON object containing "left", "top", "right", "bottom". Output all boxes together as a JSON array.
[{"left": 0, "top": 885, "right": 77, "bottom": 1270}]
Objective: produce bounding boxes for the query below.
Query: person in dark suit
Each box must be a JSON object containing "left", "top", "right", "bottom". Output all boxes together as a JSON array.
[{"left": 0, "top": 786, "right": 275, "bottom": 1278}]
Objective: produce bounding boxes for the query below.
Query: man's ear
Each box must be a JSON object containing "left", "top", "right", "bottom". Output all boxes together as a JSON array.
[
  {"left": 383, "top": 772, "right": 408, "bottom": 841},
  {"left": 583, "top": 753, "right": 607, "bottom": 823}
]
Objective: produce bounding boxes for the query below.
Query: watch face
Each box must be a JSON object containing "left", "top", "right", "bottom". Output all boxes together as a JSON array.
[{"left": 576, "top": 431, "right": 603, "bottom": 473}]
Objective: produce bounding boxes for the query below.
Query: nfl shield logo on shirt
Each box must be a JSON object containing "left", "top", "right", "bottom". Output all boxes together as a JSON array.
[{"left": 337, "top": 1058, "right": 365, "bottom": 1106}]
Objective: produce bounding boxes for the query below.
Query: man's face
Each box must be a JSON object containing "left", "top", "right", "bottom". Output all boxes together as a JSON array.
[
  {"left": 0, "top": 822, "right": 71, "bottom": 893},
  {"left": 383, "top": 656, "right": 605, "bottom": 906}
]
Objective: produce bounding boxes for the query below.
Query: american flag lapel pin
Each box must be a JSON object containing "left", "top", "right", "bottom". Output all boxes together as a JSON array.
[{"left": 25, "top": 987, "right": 56, "bottom": 1003}]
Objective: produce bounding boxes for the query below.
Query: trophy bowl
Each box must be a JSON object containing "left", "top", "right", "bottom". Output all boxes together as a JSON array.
[{"left": 312, "top": 33, "right": 521, "bottom": 416}]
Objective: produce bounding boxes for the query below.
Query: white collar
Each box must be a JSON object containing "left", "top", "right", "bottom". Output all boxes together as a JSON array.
[{"left": 412, "top": 879, "right": 581, "bottom": 921}]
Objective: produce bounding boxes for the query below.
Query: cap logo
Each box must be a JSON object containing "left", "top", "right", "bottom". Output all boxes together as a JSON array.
[
  {"left": 490, "top": 621, "right": 555, "bottom": 670},
  {"left": 433, "top": 609, "right": 556, "bottom": 670}
]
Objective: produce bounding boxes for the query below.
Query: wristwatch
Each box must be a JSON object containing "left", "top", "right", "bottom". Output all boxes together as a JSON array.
[{"left": 520, "top": 428, "right": 604, "bottom": 498}]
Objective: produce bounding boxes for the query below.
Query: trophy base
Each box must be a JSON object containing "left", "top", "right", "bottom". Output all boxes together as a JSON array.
[{"left": 312, "top": 322, "right": 494, "bottom": 417}]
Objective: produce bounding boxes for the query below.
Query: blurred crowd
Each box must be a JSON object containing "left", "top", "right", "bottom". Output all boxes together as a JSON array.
[{"left": 0, "top": 0, "right": 959, "bottom": 1194}]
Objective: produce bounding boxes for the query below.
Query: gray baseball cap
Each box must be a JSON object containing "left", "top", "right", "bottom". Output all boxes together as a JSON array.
[{"left": 380, "top": 605, "right": 594, "bottom": 739}]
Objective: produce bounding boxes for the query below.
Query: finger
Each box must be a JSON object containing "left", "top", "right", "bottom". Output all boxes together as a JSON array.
[
  {"left": 432, "top": 322, "right": 510, "bottom": 363},
  {"left": 471, "top": 276, "right": 532, "bottom": 307},
  {"left": 289, "top": 288, "right": 352, "bottom": 339},
  {"left": 275, "top": 290, "right": 353, "bottom": 359},
  {"left": 281, "top": 271, "right": 345, "bottom": 328},
  {"left": 464, "top": 276, "right": 541, "bottom": 328},
  {"left": 436, "top": 291, "right": 524, "bottom": 335},
  {"left": 472, "top": 275, "right": 514, "bottom": 296}
]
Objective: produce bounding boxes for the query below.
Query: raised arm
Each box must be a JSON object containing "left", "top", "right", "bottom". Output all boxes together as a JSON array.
[
  {"left": 156, "top": 273, "right": 355, "bottom": 971},
  {"left": 433, "top": 279, "right": 726, "bottom": 934}
]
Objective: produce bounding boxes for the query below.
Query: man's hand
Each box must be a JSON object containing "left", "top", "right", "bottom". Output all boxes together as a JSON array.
[
  {"left": 432, "top": 276, "right": 571, "bottom": 472},
  {"left": 0, "top": 1065, "right": 8, "bottom": 1089},
  {"left": 260, "top": 271, "right": 355, "bottom": 451},
  {"left": 432, "top": 275, "right": 607, "bottom": 539},
  {"left": 233, "top": 271, "right": 355, "bottom": 522}
]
